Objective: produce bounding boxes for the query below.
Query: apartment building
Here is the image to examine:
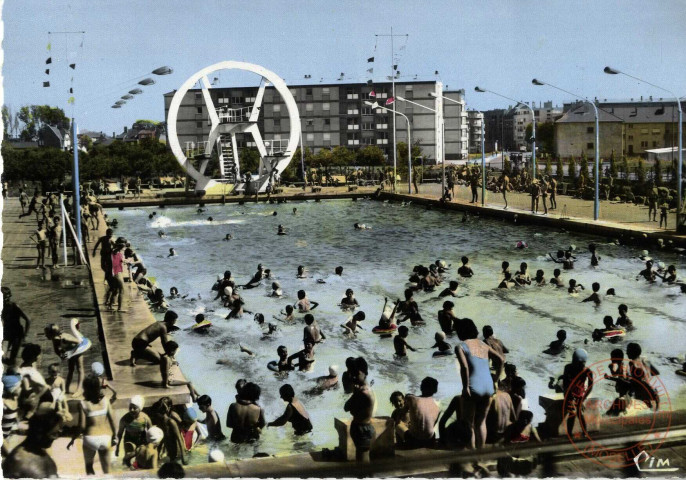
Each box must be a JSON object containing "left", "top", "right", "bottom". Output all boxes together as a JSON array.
[
  {"left": 163, "top": 80, "right": 468, "bottom": 168},
  {"left": 466, "top": 110, "right": 484, "bottom": 153}
]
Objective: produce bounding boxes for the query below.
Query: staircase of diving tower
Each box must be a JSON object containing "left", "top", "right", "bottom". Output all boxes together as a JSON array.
[{"left": 218, "top": 134, "right": 237, "bottom": 184}]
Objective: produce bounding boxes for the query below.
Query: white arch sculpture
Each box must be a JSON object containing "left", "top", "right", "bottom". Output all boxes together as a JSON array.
[{"left": 167, "top": 61, "right": 301, "bottom": 192}]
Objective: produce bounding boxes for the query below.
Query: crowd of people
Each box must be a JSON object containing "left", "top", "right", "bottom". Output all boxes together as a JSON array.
[{"left": 3, "top": 185, "right": 685, "bottom": 478}]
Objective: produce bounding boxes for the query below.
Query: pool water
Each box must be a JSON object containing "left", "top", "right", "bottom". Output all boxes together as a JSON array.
[{"left": 113, "top": 199, "right": 686, "bottom": 459}]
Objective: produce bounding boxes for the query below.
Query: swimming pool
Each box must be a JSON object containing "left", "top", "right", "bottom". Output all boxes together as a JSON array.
[{"left": 113, "top": 199, "right": 686, "bottom": 459}]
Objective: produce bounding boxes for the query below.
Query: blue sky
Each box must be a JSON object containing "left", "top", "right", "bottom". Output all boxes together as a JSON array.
[{"left": 2, "top": 0, "right": 684, "bottom": 135}]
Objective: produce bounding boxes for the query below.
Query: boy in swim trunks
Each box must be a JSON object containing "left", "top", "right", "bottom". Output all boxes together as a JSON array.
[
  {"left": 394, "top": 326, "right": 417, "bottom": 357},
  {"left": 130, "top": 311, "right": 178, "bottom": 366},
  {"left": 295, "top": 290, "right": 319, "bottom": 312},
  {"left": 267, "top": 384, "right": 313, "bottom": 435},
  {"left": 197, "top": 395, "right": 226, "bottom": 441},
  {"left": 344, "top": 357, "right": 376, "bottom": 463},
  {"left": 288, "top": 340, "right": 316, "bottom": 372},
  {"left": 545, "top": 330, "right": 568, "bottom": 355},
  {"left": 389, "top": 391, "right": 410, "bottom": 444},
  {"left": 616, "top": 304, "right": 634, "bottom": 330},
  {"left": 160, "top": 341, "right": 180, "bottom": 388},
  {"left": 340, "top": 289, "right": 360, "bottom": 310},
  {"left": 437, "top": 301, "right": 457, "bottom": 335},
  {"left": 560, "top": 349, "right": 594, "bottom": 436},
  {"left": 303, "top": 314, "right": 326, "bottom": 343}
]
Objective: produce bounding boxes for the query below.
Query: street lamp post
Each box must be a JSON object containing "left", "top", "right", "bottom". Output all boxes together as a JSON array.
[
  {"left": 396, "top": 95, "right": 445, "bottom": 194},
  {"left": 366, "top": 101, "right": 412, "bottom": 194},
  {"left": 532, "top": 79, "right": 600, "bottom": 220},
  {"left": 604, "top": 66, "right": 683, "bottom": 221},
  {"left": 475, "top": 86, "right": 537, "bottom": 180}
]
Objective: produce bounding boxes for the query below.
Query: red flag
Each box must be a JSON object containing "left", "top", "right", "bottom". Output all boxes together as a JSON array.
[
  {"left": 369, "top": 90, "right": 376, "bottom": 98},
  {"left": 385, "top": 97, "right": 395, "bottom": 106}
]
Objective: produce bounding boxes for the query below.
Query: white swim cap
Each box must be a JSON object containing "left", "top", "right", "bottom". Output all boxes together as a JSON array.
[
  {"left": 641, "top": 250, "right": 649, "bottom": 257},
  {"left": 435, "top": 331, "right": 446, "bottom": 340},
  {"left": 223, "top": 286, "right": 233, "bottom": 297},
  {"left": 129, "top": 395, "right": 144, "bottom": 409},
  {"left": 573, "top": 348, "right": 588, "bottom": 363},
  {"left": 146, "top": 426, "right": 164, "bottom": 445},
  {"left": 329, "top": 365, "right": 339, "bottom": 376},
  {"left": 91, "top": 362, "right": 105, "bottom": 377},
  {"left": 208, "top": 449, "right": 225, "bottom": 463}
]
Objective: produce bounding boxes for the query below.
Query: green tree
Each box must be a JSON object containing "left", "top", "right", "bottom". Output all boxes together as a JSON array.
[
  {"left": 2, "top": 106, "right": 11, "bottom": 138},
  {"left": 526, "top": 122, "right": 554, "bottom": 154},
  {"left": 238, "top": 148, "right": 261, "bottom": 175},
  {"left": 636, "top": 158, "right": 646, "bottom": 185},
  {"left": 330, "top": 146, "right": 355, "bottom": 166},
  {"left": 568, "top": 156, "right": 577, "bottom": 183},
  {"left": 544, "top": 157, "right": 553, "bottom": 177},
  {"left": 653, "top": 160, "right": 662, "bottom": 186},
  {"left": 579, "top": 152, "right": 589, "bottom": 181},
  {"left": 556, "top": 156, "right": 565, "bottom": 180},
  {"left": 621, "top": 156, "right": 629, "bottom": 182},
  {"left": 355, "top": 145, "right": 386, "bottom": 166},
  {"left": 396, "top": 141, "right": 423, "bottom": 176},
  {"left": 609, "top": 150, "right": 618, "bottom": 179}
]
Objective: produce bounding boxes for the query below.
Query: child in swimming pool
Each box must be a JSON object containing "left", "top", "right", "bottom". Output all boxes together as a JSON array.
[
  {"left": 160, "top": 341, "right": 180, "bottom": 388},
  {"left": 568, "top": 279, "right": 584, "bottom": 294},
  {"left": 197, "top": 395, "right": 225, "bottom": 441},
  {"left": 390, "top": 391, "right": 410, "bottom": 443},
  {"left": 582, "top": 282, "right": 602, "bottom": 305},
  {"left": 295, "top": 290, "right": 319, "bottom": 312},
  {"left": 592, "top": 316, "right": 621, "bottom": 342},
  {"left": 514, "top": 262, "right": 531, "bottom": 286},
  {"left": 498, "top": 272, "right": 517, "bottom": 289},
  {"left": 438, "top": 280, "right": 459, "bottom": 297},
  {"left": 273, "top": 305, "right": 295, "bottom": 323},
  {"left": 616, "top": 304, "right": 634, "bottom": 330},
  {"left": 534, "top": 269, "right": 546, "bottom": 285},
  {"left": 394, "top": 326, "right": 417, "bottom": 357},
  {"left": 270, "top": 282, "right": 283, "bottom": 297},
  {"left": 505, "top": 410, "right": 541, "bottom": 444},
  {"left": 378, "top": 298, "right": 399, "bottom": 329},
  {"left": 550, "top": 268, "right": 564, "bottom": 287},
  {"left": 457, "top": 257, "right": 474, "bottom": 278},
  {"left": 431, "top": 332, "right": 452, "bottom": 356},
  {"left": 340, "top": 288, "right": 360, "bottom": 310},
  {"left": 544, "top": 330, "right": 568, "bottom": 355},
  {"left": 342, "top": 311, "right": 366, "bottom": 336}
]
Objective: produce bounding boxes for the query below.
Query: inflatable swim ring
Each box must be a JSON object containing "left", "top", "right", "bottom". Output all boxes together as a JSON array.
[
  {"left": 65, "top": 318, "right": 92, "bottom": 359},
  {"left": 192, "top": 319, "right": 212, "bottom": 332},
  {"left": 676, "top": 370, "right": 686, "bottom": 378},
  {"left": 372, "top": 324, "right": 398, "bottom": 335},
  {"left": 432, "top": 350, "right": 453, "bottom": 357},
  {"left": 592, "top": 328, "right": 626, "bottom": 341},
  {"left": 268, "top": 361, "right": 280, "bottom": 372}
]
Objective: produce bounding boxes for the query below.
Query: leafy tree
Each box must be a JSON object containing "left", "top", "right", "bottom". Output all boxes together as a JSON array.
[
  {"left": 526, "top": 122, "right": 554, "bottom": 154},
  {"left": 355, "top": 145, "right": 386, "bottom": 166},
  {"left": 568, "top": 156, "right": 577, "bottom": 183},
  {"left": 556, "top": 156, "right": 565, "bottom": 180},
  {"left": 636, "top": 158, "right": 646, "bottom": 185},
  {"left": 2, "top": 106, "right": 11, "bottom": 138},
  {"left": 621, "top": 156, "right": 629, "bottom": 181},
  {"left": 16, "top": 105, "right": 71, "bottom": 141},
  {"left": 330, "top": 146, "right": 355, "bottom": 166},
  {"left": 609, "top": 150, "right": 618, "bottom": 179},
  {"left": 579, "top": 152, "right": 589, "bottom": 181},
  {"left": 544, "top": 157, "right": 552, "bottom": 177},
  {"left": 653, "top": 160, "right": 662, "bottom": 185}
]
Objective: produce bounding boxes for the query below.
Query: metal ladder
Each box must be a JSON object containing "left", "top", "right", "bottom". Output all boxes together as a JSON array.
[{"left": 219, "top": 135, "right": 236, "bottom": 183}]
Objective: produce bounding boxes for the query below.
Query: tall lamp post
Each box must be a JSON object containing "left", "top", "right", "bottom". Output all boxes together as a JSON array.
[
  {"left": 475, "top": 86, "right": 537, "bottom": 180},
  {"left": 366, "top": 101, "right": 412, "bottom": 194},
  {"left": 395, "top": 95, "right": 445, "bottom": 194},
  {"left": 532, "top": 79, "right": 600, "bottom": 220},
  {"left": 604, "top": 66, "right": 683, "bottom": 221}
]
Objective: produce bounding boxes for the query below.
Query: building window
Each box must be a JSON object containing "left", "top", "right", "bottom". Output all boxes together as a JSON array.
[
  {"left": 628, "top": 135, "right": 634, "bottom": 140},
  {"left": 362, "top": 122, "right": 373, "bottom": 131},
  {"left": 641, "top": 129, "right": 648, "bottom": 134},
  {"left": 273, "top": 104, "right": 281, "bottom": 112},
  {"left": 197, "top": 107, "right": 202, "bottom": 114},
  {"left": 324, "top": 118, "right": 331, "bottom": 127},
  {"left": 347, "top": 118, "right": 359, "bottom": 130},
  {"left": 347, "top": 133, "right": 359, "bottom": 146},
  {"left": 323, "top": 102, "right": 330, "bottom": 111},
  {"left": 586, "top": 126, "right": 594, "bottom": 133},
  {"left": 362, "top": 106, "right": 372, "bottom": 115},
  {"left": 306, "top": 133, "right": 314, "bottom": 142},
  {"left": 347, "top": 106, "right": 359, "bottom": 115},
  {"left": 362, "top": 137, "right": 373, "bottom": 145},
  {"left": 218, "top": 97, "right": 227, "bottom": 104},
  {"left": 640, "top": 141, "right": 648, "bottom": 148},
  {"left": 323, "top": 132, "right": 331, "bottom": 141},
  {"left": 245, "top": 96, "right": 256, "bottom": 103},
  {"left": 652, "top": 129, "right": 660, "bottom": 135},
  {"left": 306, "top": 88, "right": 313, "bottom": 96},
  {"left": 322, "top": 87, "right": 330, "bottom": 95},
  {"left": 306, "top": 103, "right": 314, "bottom": 112},
  {"left": 196, "top": 121, "right": 203, "bottom": 128},
  {"left": 273, "top": 119, "right": 281, "bottom": 131},
  {"left": 628, "top": 124, "right": 633, "bottom": 129},
  {"left": 305, "top": 119, "right": 314, "bottom": 127},
  {"left": 290, "top": 89, "right": 297, "bottom": 97},
  {"left": 587, "top": 142, "right": 594, "bottom": 149}
]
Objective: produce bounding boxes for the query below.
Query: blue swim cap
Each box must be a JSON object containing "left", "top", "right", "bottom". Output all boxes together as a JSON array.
[
  {"left": 2, "top": 374, "right": 21, "bottom": 391},
  {"left": 91, "top": 362, "right": 105, "bottom": 376},
  {"left": 184, "top": 407, "right": 198, "bottom": 421},
  {"left": 573, "top": 348, "right": 588, "bottom": 363}
]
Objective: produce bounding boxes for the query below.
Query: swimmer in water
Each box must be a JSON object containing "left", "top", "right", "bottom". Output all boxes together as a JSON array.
[
  {"left": 354, "top": 223, "right": 371, "bottom": 230},
  {"left": 296, "top": 265, "right": 308, "bottom": 279},
  {"left": 168, "top": 248, "right": 176, "bottom": 257},
  {"left": 616, "top": 304, "right": 634, "bottom": 330},
  {"left": 582, "top": 282, "right": 602, "bottom": 305},
  {"left": 534, "top": 269, "right": 546, "bottom": 285},
  {"left": 169, "top": 287, "right": 180, "bottom": 299},
  {"left": 288, "top": 340, "right": 316, "bottom": 372},
  {"left": 226, "top": 297, "right": 251, "bottom": 319},
  {"left": 158, "top": 231, "right": 166, "bottom": 238},
  {"left": 335, "top": 266, "right": 343, "bottom": 276},
  {"left": 341, "top": 311, "right": 366, "bottom": 336},
  {"left": 431, "top": 332, "right": 452, "bottom": 356},
  {"left": 244, "top": 264, "right": 266, "bottom": 289},
  {"left": 457, "top": 257, "right": 474, "bottom": 278},
  {"left": 589, "top": 243, "right": 601, "bottom": 267},
  {"left": 393, "top": 326, "right": 417, "bottom": 357},
  {"left": 270, "top": 282, "right": 283, "bottom": 297},
  {"left": 293, "top": 208, "right": 297, "bottom": 215},
  {"left": 207, "top": 217, "right": 213, "bottom": 222},
  {"left": 398, "top": 289, "right": 424, "bottom": 325},
  {"left": 254, "top": 313, "right": 277, "bottom": 335},
  {"left": 437, "top": 301, "right": 457, "bottom": 335},
  {"left": 378, "top": 297, "right": 400, "bottom": 330},
  {"left": 197, "top": 208, "right": 205, "bottom": 213},
  {"left": 550, "top": 268, "right": 564, "bottom": 287},
  {"left": 340, "top": 288, "right": 360, "bottom": 310},
  {"left": 657, "top": 264, "right": 678, "bottom": 284},
  {"left": 295, "top": 290, "right": 319, "bottom": 312},
  {"left": 438, "top": 280, "right": 459, "bottom": 298},
  {"left": 544, "top": 330, "right": 568, "bottom": 355},
  {"left": 514, "top": 262, "right": 531, "bottom": 286},
  {"left": 550, "top": 250, "right": 575, "bottom": 270},
  {"left": 592, "top": 316, "right": 621, "bottom": 342},
  {"left": 498, "top": 272, "right": 517, "bottom": 289},
  {"left": 273, "top": 305, "right": 295, "bottom": 323},
  {"left": 277, "top": 225, "right": 287, "bottom": 235},
  {"left": 636, "top": 260, "right": 656, "bottom": 283},
  {"left": 568, "top": 279, "right": 584, "bottom": 294},
  {"left": 270, "top": 346, "right": 294, "bottom": 372},
  {"left": 223, "top": 234, "right": 233, "bottom": 241},
  {"left": 501, "top": 261, "right": 510, "bottom": 279},
  {"left": 303, "top": 314, "right": 326, "bottom": 344}
]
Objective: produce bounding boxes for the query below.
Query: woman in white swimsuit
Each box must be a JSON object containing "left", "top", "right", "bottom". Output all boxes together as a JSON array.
[{"left": 68, "top": 376, "right": 116, "bottom": 474}]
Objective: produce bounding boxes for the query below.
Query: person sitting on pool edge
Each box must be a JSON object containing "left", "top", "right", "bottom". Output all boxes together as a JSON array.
[
  {"left": 403, "top": 377, "right": 441, "bottom": 448},
  {"left": 267, "top": 384, "right": 313, "bottom": 435},
  {"left": 130, "top": 311, "right": 178, "bottom": 366}
]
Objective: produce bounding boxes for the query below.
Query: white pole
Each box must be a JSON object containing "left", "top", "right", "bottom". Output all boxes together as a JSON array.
[
  {"left": 60, "top": 194, "right": 68, "bottom": 266},
  {"left": 391, "top": 27, "right": 397, "bottom": 192}
]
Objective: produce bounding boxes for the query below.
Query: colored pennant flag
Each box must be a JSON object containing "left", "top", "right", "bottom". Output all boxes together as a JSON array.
[
  {"left": 367, "top": 56, "right": 374, "bottom": 63},
  {"left": 43, "top": 81, "right": 50, "bottom": 87},
  {"left": 385, "top": 97, "right": 395, "bottom": 106},
  {"left": 46, "top": 42, "right": 51, "bottom": 51},
  {"left": 67, "top": 96, "right": 75, "bottom": 104},
  {"left": 46, "top": 57, "right": 52, "bottom": 64},
  {"left": 393, "top": 64, "right": 398, "bottom": 70},
  {"left": 369, "top": 90, "right": 376, "bottom": 98},
  {"left": 45, "top": 69, "right": 50, "bottom": 75},
  {"left": 366, "top": 68, "right": 373, "bottom": 74},
  {"left": 69, "top": 87, "right": 73, "bottom": 93},
  {"left": 69, "top": 63, "right": 76, "bottom": 70}
]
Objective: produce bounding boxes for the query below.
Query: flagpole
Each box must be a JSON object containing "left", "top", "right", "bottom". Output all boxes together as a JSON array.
[{"left": 391, "top": 26, "right": 397, "bottom": 193}]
